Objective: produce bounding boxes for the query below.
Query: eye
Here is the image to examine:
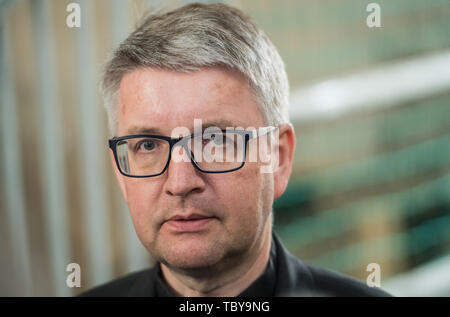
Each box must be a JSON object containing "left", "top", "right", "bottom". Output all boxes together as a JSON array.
[
  {"left": 206, "top": 133, "right": 226, "bottom": 145},
  {"left": 138, "top": 140, "right": 157, "bottom": 152},
  {"left": 213, "top": 134, "right": 224, "bottom": 145}
]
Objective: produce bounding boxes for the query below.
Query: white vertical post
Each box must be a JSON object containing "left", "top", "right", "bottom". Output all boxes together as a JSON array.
[
  {"left": 75, "top": 0, "right": 113, "bottom": 287},
  {"left": 31, "top": 0, "right": 71, "bottom": 296}
]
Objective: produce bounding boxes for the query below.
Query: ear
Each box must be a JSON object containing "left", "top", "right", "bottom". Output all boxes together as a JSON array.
[
  {"left": 110, "top": 150, "right": 129, "bottom": 203},
  {"left": 273, "top": 123, "right": 296, "bottom": 200}
]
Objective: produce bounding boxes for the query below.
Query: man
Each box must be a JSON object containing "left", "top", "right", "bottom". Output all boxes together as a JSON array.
[{"left": 81, "top": 3, "right": 389, "bottom": 297}]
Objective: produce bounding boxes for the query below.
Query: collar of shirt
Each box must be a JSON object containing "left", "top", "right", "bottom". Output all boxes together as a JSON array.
[{"left": 154, "top": 237, "right": 277, "bottom": 297}]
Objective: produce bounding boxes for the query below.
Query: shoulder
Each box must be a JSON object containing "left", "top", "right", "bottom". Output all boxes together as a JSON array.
[
  {"left": 273, "top": 234, "right": 391, "bottom": 297},
  {"left": 77, "top": 267, "right": 156, "bottom": 297}
]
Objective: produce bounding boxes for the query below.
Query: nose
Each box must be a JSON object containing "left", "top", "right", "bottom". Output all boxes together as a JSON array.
[{"left": 163, "top": 143, "right": 206, "bottom": 197}]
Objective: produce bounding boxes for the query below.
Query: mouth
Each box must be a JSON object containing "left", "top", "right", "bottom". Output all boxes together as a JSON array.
[{"left": 165, "top": 213, "right": 217, "bottom": 232}]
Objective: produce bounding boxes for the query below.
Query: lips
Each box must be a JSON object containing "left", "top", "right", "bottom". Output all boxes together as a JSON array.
[
  {"left": 168, "top": 213, "right": 211, "bottom": 221},
  {"left": 165, "top": 213, "right": 216, "bottom": 232}
]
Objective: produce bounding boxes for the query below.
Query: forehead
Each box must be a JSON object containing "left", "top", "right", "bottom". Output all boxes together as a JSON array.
[{"left": 117, "top": 67, "right": 265, "bottom": 136}]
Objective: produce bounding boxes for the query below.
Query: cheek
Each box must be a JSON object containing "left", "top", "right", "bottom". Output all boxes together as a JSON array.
[
  {"left": 216, "top": 165, "right": 273, "bottom": 229},
  {"left": 124, "top": 180, "right": 159, "bottom": 230}
]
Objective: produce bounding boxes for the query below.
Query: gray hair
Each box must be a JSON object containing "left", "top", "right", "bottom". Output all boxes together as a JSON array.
[{"left": 101, "top": 2, "right": 290, "bottom": 136}]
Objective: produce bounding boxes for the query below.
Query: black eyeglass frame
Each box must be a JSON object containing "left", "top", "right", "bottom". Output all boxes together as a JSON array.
[{"left": 108, "top": 127, "right": 276, "bottom": 178}]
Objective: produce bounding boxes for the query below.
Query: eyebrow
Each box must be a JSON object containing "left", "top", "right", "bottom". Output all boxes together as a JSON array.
[
  {"left": 125, "top": 126, "right": 164, "bottom": 135},
  {"left": 202, "top": 119, "right": 236, "bottom": 130},
  {"left": 125, "top": 119, "right": 238, "bottom": 136}
]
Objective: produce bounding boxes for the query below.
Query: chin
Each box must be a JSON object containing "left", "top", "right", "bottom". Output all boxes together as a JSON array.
[
  {"left": 158, "top": 235, "right": 226, "bottom": 272},
  {"left": 166, "top": 255, "right": 220, "bottom": 272}
]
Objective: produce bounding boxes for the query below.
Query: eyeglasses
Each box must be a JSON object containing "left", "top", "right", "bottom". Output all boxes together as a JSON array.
[{"left": 108, "top": 126, "right": 276, "bottom": 178}]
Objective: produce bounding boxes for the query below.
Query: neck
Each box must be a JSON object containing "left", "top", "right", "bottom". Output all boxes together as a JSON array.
[{"left": 160, "top": 224, "right": 272, "bottom": 297}]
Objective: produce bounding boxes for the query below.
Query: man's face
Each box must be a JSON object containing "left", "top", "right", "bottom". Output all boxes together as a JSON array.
[{"left": 114, "top": 67, "right": 275, "bottom": 272}]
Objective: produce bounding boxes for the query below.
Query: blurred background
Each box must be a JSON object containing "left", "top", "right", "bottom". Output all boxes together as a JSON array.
[{"left": 1, "top": 0, "right": 449, "bottom": 296}]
